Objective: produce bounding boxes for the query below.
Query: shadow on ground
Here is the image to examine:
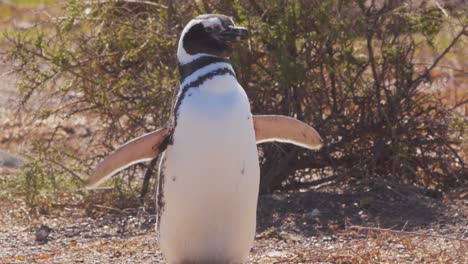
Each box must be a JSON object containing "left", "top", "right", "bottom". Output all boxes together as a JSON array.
[
  {"left": 1, "top": 181, "right": 466, "bottom": 263},
  {"left": 257, "top": 183, "right": 447, "bottom": 236}
]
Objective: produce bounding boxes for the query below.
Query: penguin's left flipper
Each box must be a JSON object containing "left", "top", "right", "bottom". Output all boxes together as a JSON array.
[
  {"left": 253, "top": 115, "right": 323, "bottom": 150},
  {"left": 86, "top": 127, "right": 171, "bottom": 189}
]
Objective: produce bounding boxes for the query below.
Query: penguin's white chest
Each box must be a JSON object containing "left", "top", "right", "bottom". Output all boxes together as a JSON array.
[{"left": 157, "top": 74, "right": 260, "bottom": 264}]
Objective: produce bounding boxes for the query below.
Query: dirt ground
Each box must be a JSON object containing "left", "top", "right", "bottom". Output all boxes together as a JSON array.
[{"left": 0, "top": 183, "right": 467, "bottom": 264}]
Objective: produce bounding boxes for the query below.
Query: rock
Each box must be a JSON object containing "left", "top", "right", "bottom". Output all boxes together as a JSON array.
[
  {"left": 0, "top": 150, "right": 26, "bottom": 168},
  {"left": 306, "top": 208, "right": 321, "bottom": 217},
  {"left": 322, "top": 236, "right": 336, "bottom": 241},
  {"left": 266, "top": 250, "right": 288, "bottom": 258},
  {"left": 35, "top": 225, "right": 52, "bottom": 244}
]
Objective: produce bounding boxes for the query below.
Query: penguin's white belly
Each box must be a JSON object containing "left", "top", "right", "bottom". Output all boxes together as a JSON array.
[{"left": 158, "top": 77, "right": 260, "bottom": 264}]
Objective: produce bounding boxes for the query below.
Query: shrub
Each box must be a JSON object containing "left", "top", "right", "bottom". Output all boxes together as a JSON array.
[{"left": 5, "top": 0, "right": 466, "bottom": 203}]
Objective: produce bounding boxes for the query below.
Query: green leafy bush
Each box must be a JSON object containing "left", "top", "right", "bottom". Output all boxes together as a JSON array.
[{"left": 5, "top": 0, "right": 466, "bottom": 204}]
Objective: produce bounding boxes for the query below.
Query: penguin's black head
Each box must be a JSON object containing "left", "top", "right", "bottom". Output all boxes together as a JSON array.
[{"left": 177, "top": 14, "right": 248, "bottom": 64}]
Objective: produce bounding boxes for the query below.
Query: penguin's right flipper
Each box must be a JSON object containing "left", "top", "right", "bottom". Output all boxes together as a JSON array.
[
  {"left": 86, "top": 127, "right": 172, "bottom": 189},
  {"left": 253, "top": 115, "right": 323, "bottom": 150}
]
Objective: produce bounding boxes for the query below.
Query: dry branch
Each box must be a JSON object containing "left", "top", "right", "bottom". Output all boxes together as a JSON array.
[
  {"left": 86, "top": 0, "right": 167, "bottom": 8},
  {"left": 349, "top": 225, "right": 468, "bottom": 242},
  {"left": 47, "top": 159, "right": 85, "bottom": 183},
  {"left": 414, "top": 24, "right": 468, "bottom": 86}
]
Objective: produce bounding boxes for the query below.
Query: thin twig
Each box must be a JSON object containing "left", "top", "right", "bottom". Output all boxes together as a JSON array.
[
  {"left": 401, "top": 220, "right": 409, "bottom": 231},
  {"left": 434, "top": 1, "right": 449, "bottom": 17},
  {"left": 86, "top": 0, "right": 167, "bottom": 8},
  {"left": 78, "top": 186, "right": 113, "bottom": 191},
  {"left": 414, "top": 24, "right": 467, "bottom": 86},
  {"left": 13, "top": 44, "right": 98, "bottom": 85},
  {"left": 350, "top": 225, "right": 468, "bottom": 242},
  {"left": 282, "top": 174, "right": 341, "bottom": 191},
  {"left": 92, "top": 204, "right": 127, "bottom": 215},
  {"left": 47, "top": 159, "right": 85, "bottom": 183}
]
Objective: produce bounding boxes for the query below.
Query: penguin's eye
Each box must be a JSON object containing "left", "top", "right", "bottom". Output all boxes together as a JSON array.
[{"left": 205, "top": 25, "right": 221, "bottom": 33}]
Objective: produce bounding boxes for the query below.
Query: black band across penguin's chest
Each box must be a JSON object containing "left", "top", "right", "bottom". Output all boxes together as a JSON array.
[
  {"left": 175, "top": 66, "right": 236, "bottom": 114},
  {"left": 178, "top": 56, "right": 231, "bottom": 83},
  {"left": 173, "top": 65, "right": 236, "bottom": 130}
]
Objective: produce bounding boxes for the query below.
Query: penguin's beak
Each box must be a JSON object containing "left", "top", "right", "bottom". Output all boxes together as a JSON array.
[{"left": 219, "top": 26, "right": 249, "bottom": 42}]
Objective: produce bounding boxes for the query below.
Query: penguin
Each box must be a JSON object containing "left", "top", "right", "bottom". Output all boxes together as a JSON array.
[{"left": 86, "top": 14, "right": 323, "bottom": 264}]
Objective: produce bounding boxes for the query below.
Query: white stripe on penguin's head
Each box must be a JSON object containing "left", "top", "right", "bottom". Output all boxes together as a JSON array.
[
  {"left": 177, "top": 18, "right": 207, "bottom": 65},
  {"left": 177, "top": 14, "right": 248, "bottom": 65}
]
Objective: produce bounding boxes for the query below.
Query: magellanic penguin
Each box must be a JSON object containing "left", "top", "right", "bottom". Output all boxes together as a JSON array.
[{"left": 86, "top": 14, "right": 323, "bottom": 264}]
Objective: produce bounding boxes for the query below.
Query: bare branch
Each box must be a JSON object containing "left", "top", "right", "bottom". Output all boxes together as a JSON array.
[
  {"left": 350, "top": 225, "right": 468, "bottom": 242},
  {"left": 46, "top": 159, "right": 85, "bottom": 183},
  {"left": 414, "top": 24, "right": 467, "bottom": 86},
  {"left": 434, "top": 1, "right": 449, "bottom": 17},
  {"left": 86, "top": 0, "right": 167, "bottom": 9}
]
